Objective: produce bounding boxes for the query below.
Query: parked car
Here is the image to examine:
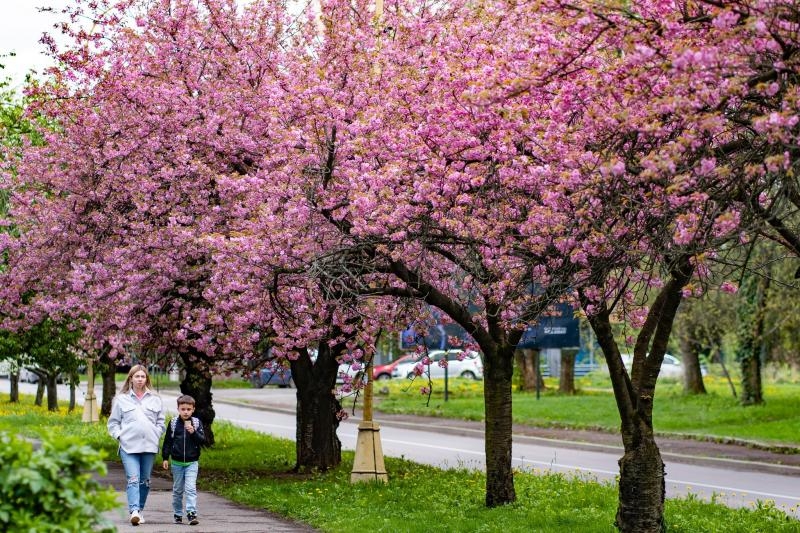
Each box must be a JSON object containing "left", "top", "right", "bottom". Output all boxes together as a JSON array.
[
  {"left": 393, "top": 349, "right": 484, "bottom": 380},
  {"left": 373, "top": 354, "right": 415, "bottom": 380},
  {"left": 336, "top": 354, "right": 415, "bottom": 383},
  {"left": 337, "top": 361, "right": 361, "bottom": 383},
  {"left": 250, "top": 362, "right": 293, "bottom": 388},
  {"left": 620, "top": 353, "right": 707, "bottom": 378},
  {"left": 0, "top": 360, "right": 10, "bottom": 379},
  {"left": 19, "top": 367, "right": 66, "bottom": 384}
]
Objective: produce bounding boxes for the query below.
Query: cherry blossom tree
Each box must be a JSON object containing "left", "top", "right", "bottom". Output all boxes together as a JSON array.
[{"left": 4, "top": 1, "right": 800, "bottom": 530}]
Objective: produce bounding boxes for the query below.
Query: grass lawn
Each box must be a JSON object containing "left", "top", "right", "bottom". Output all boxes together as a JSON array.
[
  {"left": 374, "top": 370, "right": 800, "bottom": 447},
  {"left": 0, "top": 396, "right": 797, "bottom": 532}
]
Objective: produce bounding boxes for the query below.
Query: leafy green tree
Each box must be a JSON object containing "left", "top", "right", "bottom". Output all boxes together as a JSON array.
[{"left": 0, "top": 319, "right": 83, "bottom": 410}]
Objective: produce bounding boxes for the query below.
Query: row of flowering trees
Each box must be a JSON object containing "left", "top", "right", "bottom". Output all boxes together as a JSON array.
[{"left": 2, "top": 0, "right": 799, "bottom": 531}]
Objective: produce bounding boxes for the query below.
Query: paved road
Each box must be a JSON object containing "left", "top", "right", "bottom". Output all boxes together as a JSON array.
[{"left": 7, "top": 379, "right": 800, "bottom": 520}]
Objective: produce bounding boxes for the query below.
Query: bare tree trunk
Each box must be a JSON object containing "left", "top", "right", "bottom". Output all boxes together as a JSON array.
[
  {"left": 388, "top": 259, "right": 519, "bottom": 508},
  {"left": 290, "top": 343, "right": 343, "bottom": 472},
  {"left": 715, "top": 348, "right": 737, "bottom": 398},
  {"left": 34, "top": 380, "right": 45, "bottom": 406},
  {"left": 559, "top": 348, "right": 577, "bottom": 395},
  {"left": 514, "top": 349, "right": 538, "bottom": 390},
  {"left": 9, "top": 373, "right": 19, "bottom": 402},
  {"left": 180, "top": 350, "right": 216, "bottom": 446},
  {"left": 584, "top": 257, "right": 692, "bottom": 532},
  {"left": 46, "top": 374, "right": 59, "bottom": 411},
  {"left": 100, "top": 358, "right": 117, "bottom": 417},
  {"left": 679, "top": 335, "right": 706, "bottom": 395},
  {"left": 68, "top": 374, "right": 78, "bottom": 412},
  {"left": 616, "top": 426, "right": 665, "bottom": 532},
  {"left": 483, "top": 345, "right": 516, "bottom": 507}
]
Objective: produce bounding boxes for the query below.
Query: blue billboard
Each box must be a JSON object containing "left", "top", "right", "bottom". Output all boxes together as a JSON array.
[{"left": 517, "top": 302, "right": 580, "bottom": 349}]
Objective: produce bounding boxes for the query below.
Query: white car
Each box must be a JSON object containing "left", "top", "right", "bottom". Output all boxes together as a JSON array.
[
  {"left": 620, "top": 353, "right": 707, "bottom": 378},
  {"left": 19, "top": 367, "right": 41, "bottom": 383},
  {"left": 337, "top": 361, "right": 364, "bottom": 383},
  {"left": 392, "top": 349, "right": 483, "bottom": 380},
  {"left": 18, "top": 367, "right": 67, "bottom": 384}
]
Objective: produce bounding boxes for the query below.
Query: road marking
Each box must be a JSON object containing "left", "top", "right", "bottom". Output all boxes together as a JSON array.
[{"left": 665, "top": 479, "right": 800, "bottom": 502}]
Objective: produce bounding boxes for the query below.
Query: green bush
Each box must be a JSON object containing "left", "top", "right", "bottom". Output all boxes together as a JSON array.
[{"left": 0, "top": 432, "right": 118, "bottom": 532}]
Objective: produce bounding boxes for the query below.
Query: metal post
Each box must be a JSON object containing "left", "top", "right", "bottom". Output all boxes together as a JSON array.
[{"left": 444, "top": 363, "right": 449, "bottom": 402}]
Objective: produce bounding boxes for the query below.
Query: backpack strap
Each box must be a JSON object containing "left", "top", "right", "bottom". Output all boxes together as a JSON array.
[{"left": 170, "top": 416, "right": 199, "bottom": 437}]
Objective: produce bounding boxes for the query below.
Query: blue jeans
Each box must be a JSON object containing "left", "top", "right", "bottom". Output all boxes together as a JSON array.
[
  {"left": 119, "top": 449, "right": 155, "bottom": 512},
  {"left": 170, "top": 461, "right": 199, "bottom": 516}
]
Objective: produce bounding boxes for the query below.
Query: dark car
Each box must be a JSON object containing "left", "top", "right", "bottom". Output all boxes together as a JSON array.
[{"left": 250, "top": 362, "right": 293, "bottom": 388}]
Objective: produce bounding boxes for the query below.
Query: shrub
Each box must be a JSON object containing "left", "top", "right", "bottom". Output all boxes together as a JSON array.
[{"left": 0, "top": 431, "right": 118, "bottom": 532}]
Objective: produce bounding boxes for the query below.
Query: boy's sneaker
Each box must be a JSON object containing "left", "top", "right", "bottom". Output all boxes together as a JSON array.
[
  {"left": 130, "top": 509, "right": 141, "bottom": 526},
  {"left": 139, "top": 513, "right": 146, "bottom": 524},
  {"left": 187, "top": 511, "right": 199, "bottom": 525},
  {"left": 174, "top": 515, "right": 183, "bottom": 524}
]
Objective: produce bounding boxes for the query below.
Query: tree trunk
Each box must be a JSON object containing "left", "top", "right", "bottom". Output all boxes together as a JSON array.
[
  {"left": 714, "top": 347, "right": 738, "bottom": 398},
  {"left": 616, "top": 425, "right": 666, "bottom": 532},
  {"left": 9, "top": 373, "right": 19, "bottom": 402},
  {"left": 34, "top": 380, "right": 45, "bottom": 406},
  {"left": 290, "top": 343, "right": 343, "bottom": 472},
  {"left": 584, "top": 257, "right": 693, "bottom": 533},
  {"left": 740, "top": 350, "right": 763, "bottom": 405},
  {"left": 46, "top": 374, "right": 59, "bottom": 411},
  {"left": 514, "top": 349, "right": 539, "bottom": 391},
  {"left": 483, "top": 345, "right": 516, "bottom": 507},
  {"left": 736, "top": 272, "right": 767, "bottom": 405},
  {"left": 180, "top": 352, "right": 216, "bottom": 446},
  {"left": 559, "top": 348, "right": 577, "bottom": 395},
  {"left": 679, "top": 335, "right": 706, "bottom": 395},
  {"left": 68, "top": 375, "right": 77, "bottom": 412},
  {"left": 100, "top": 359, "right": 117, "bottom": 417}
]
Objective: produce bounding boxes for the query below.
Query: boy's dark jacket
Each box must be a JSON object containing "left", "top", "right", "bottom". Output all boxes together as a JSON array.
[{"left": 162, "top": 416, "right": 205, "bottom": 463}]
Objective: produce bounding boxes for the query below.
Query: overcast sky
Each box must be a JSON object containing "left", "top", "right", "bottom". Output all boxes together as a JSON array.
[{"left": 1, "top": 1, "right": 72, "bottom": 90}]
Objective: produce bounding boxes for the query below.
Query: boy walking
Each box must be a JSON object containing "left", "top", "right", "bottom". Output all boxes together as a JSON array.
[{"left": 162, "top": 395, "right": 206, "bottom": 525}]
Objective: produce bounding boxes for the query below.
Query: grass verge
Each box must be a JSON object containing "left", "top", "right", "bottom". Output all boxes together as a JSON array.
[
  {"left": 374, "top": 375, "right": 800, "bottom": 447},
  {"left": 0, "top": 396, "right": 798, "bottom": 532}
]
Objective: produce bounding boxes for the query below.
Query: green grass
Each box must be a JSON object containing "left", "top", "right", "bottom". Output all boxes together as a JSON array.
[
  {"left": 375, "top": 372, "right": 800, "bottom": 446},
  {"left": 1, "top": 396, "right": 797, "bottom": 532}
]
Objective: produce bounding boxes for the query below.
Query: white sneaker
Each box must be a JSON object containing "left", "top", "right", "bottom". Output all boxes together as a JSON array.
[
  {"left": 130, "top": 509, "right": 141, "bottom": 525},
  {"left": 139, "top": 512, "right": 146, "bottom": 524}
]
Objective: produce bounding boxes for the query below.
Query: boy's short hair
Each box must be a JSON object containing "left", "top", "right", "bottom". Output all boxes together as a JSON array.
[{"left": 176, "top": 394, "right": 196, "bottom": 406}]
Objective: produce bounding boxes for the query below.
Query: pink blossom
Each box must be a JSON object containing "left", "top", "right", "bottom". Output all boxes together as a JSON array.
[{"left": 720, "top": 281, "right": 738, "bottom": 294}]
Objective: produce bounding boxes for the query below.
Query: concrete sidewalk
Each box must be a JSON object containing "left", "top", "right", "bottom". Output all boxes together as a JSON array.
[{"left": 99, "top": 461, "right": 317, "bottom": 533}]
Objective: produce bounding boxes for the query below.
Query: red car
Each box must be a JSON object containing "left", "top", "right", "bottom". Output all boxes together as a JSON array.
[{"left": 372, "top": 354, "right": 416, "bottom": 380}]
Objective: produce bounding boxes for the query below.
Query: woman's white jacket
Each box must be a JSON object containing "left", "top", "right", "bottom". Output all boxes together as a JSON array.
[{"left": 107, "top": 389, "right": 165, "bottom": 454}]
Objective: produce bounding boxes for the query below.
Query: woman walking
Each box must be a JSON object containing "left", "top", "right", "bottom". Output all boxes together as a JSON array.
[{"left": 107, "top": 364, "right": 165, "bottom": 526}]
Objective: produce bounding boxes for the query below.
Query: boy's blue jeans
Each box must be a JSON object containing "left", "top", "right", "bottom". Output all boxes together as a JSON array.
[
  {"left": 171, "top": 461, "right": 199, "bottom": 516},
  {"left": 119, "top": 449, "right": 155, "bottom": 512}
]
